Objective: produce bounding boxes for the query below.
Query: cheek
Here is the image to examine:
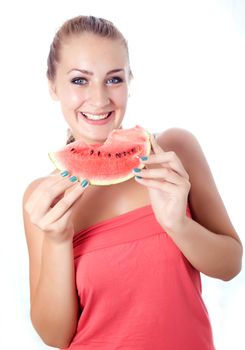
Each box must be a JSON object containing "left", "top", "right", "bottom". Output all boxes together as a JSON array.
[
  {"left": 60, "top": 87, "right": 85, "bottom": 109},
  {"left": 112, "top": 87, "right": 128, "bottom": 107}
]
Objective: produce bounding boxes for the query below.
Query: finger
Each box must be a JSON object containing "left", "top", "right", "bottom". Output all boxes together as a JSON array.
[
  {"left": 25, "top": 173, "right": 62, "bottom": 213},
  {"left": 42, "top": 207, "right": 73, "bottom": 233},
  {"left": 133, "top": 167, "right": 185, "bottom": 185},
  {"left": 140, "top": 152, "right": 189, "bottom": 179},
  {"left": 135, "top": 176, "right": 176, "bottom": 192},
  {"left": 27, "top": 173, "right": 69, "bottom": 207},
  {"left": 150, "top": 133, "right": 164, "bottom": 155},
  {"left": 29, "top": 174, "right": 81, "bottom": 219},
  {"left": 40, "top": 180, "right": 89, "bottom": 225}
]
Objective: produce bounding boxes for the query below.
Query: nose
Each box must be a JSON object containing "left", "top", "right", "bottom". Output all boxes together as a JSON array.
[{"left": 87, "top": 84, "right": 110, "bottom": 108}]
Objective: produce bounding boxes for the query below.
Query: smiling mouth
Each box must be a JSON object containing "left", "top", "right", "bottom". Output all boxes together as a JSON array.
[{"left": 81, "top": 112, "right": 112, "bottom": 120}]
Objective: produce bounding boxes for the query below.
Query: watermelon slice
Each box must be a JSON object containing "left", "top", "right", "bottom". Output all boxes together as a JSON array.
[{"left": 49, "top": 125, "right": 151, "bottom": 186}]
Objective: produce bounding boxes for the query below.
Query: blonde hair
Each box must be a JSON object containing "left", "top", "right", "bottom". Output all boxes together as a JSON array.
[
  {"left": 47, "top": 15, "right": 131, "bottom": 144},
  {"left": 47, "top": 15, "right": 133, "bottom": 81}
]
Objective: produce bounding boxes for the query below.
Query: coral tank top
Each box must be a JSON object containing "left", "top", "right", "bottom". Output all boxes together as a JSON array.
[{"left": 63, "top": 205, "right": 215, "bottom": 350}]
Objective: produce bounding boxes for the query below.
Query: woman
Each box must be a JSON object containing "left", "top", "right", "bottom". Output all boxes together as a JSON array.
[{"left": 23, "top": 15, "right": 243, "bottom": 350}]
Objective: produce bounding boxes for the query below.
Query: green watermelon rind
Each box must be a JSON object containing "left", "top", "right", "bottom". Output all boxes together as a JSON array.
[{"left": 49, "top": 128, "right": 152, "bottom": 186}]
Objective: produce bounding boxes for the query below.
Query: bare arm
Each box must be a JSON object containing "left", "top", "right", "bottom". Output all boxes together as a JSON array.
[
  {"left": 23, "top": 174, "right": 88, "bottom": 348},
  {"left": 167, "top": 216, "right": 242, "bottom": 280},
  {"left": 159, "top": 128, "right": 243, "bottom": 280}
]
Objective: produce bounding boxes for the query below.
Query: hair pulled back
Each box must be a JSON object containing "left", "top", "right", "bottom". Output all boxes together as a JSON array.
[
  {"left": 47, "top": 15, "right": 132, "bottom": 81},
  {"left": 47, "top": 15, "right": 130, "bottom": 144}
]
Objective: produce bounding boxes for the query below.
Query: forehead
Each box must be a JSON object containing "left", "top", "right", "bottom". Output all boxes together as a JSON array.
[{"left": 59, "top": 34, "right": 128, "bottom": 71}]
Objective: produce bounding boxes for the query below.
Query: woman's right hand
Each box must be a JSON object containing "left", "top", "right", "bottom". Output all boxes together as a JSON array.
[{"left": 24, "top": 172, "right": 89, "bottom": 243}]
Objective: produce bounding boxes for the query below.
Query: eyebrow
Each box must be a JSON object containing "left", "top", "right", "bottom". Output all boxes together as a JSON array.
[{"left": 67, "top": 68, "right": 125, "bottom": 75}]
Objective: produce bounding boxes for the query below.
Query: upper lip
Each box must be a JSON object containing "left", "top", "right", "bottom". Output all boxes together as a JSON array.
[{"left": 80, "top": 111, "right": 112, "bottom": 115}]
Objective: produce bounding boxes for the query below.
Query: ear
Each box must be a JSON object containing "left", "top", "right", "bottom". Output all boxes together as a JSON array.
[{"left": 48, "top": 80, "right": 59, "bottom": 101}]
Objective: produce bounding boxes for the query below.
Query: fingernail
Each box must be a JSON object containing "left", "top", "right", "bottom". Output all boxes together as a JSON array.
[
  {"left": 140, "top": 156, "right": 148, "bottom": 161},
  {"left": 60, "top": 170, "right": 69, "bottom": 177},
  {"left": 135, "top": 175, "right": 142, "bottom": 179},
  {"left": 133, "top": 168, "right": 141, "bottom": 173},
  {"left": 81, "top": 179, "right": 89, "bottom": 188},
  {"left": 69, "top": 175, "right": 78, "bottom": 183}
]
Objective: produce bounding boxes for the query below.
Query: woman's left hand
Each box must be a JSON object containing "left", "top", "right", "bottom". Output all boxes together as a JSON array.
[{"left": 134, "top": 134, "right": 191, "bottom": 232}]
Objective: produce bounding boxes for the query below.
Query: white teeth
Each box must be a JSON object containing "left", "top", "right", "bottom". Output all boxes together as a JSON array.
[{"left": 82, "top": 112, "right": 111, "bottom": 120}]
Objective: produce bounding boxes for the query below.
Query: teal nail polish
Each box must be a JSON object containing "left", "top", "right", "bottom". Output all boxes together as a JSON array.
[
  {"left": 135, "top": 176, "right": 142, "bottom": 179},
  {"left": 69, "top": 175, "right": 78, "bottom": 183},
  {"left": 60, "top": 170, "right": 69, "bottom": 177},
  {"left": 81, "top": 179, "right": 89, "bottom": 188},
  {"left": 140, "top": 156, "right": 148, "bottom": 161},
  {"left": 133, "top": 168, "right": 141, "bottom": 173}
]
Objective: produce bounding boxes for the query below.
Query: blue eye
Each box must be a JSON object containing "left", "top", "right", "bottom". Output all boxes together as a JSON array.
[
  {"left": 107, "top": 77, "right": 123, "bottom": 85},
  {"left": 71, "top": 77, "right": 87, "bottom": 85}
]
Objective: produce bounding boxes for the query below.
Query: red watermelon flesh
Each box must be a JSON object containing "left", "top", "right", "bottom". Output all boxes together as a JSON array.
[{"left": 49, "top": 125, "right": 151, "bottom": 186}]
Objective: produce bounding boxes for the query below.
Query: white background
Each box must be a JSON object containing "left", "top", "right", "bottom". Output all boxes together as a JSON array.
[{"left": 0, "top": 0, "right": 245, "bottom": 349}]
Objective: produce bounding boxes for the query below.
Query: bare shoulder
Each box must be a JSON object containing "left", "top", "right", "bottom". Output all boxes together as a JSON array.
[
  {"left": 156, "top": 126, "right": 194, "bottom": 143},
  {"left": 157, "top": 128, "right": 241, "bottom": 243},
  {"left": 156, "top": 127, "right": 202, "bottom": 165}
]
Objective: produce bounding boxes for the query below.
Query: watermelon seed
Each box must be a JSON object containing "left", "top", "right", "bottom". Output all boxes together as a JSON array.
[
  {"left": 90, "top": 150, "right": 94, "bottom": 155},
  {"left": 98, "top": 151, "right": 101, "bottom": 156},
  {"left": 108, "top": 153, "right": 111, "bottom": 157}
]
